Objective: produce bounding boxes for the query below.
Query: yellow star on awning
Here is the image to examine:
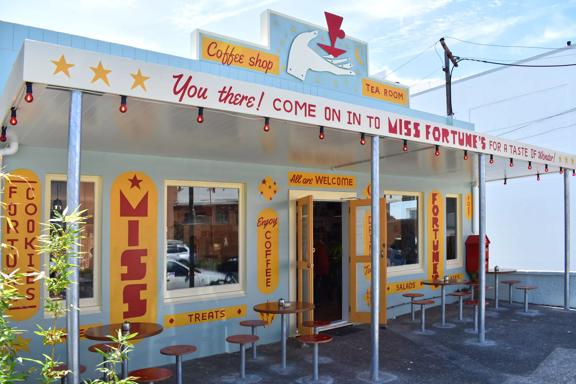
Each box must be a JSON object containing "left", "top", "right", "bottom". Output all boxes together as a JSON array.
[
  {"left": 14, "top": 335, "right": 30, "bottom": 353},
  {"left": 130, "top": 69, "right": 150, "bottom": 91},
  {"left": 51, "top": 55, "right": 75, "bottom": 77},
  {"left": 90, "top": 61, "right": 112, "bottom": 86}
]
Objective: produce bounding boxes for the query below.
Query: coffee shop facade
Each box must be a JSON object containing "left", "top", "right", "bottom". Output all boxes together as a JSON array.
[{"left": 1, "top": 11, "right": 573, "bottom": 377}]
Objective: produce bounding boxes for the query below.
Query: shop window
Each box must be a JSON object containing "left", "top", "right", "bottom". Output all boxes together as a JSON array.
[
  {"left": 45, "top": 175, "right": 101, "bottom": 311},
  {"left": 386, "top": 193, "right": 422, "bottom": 274},
  {"left": 446, "top": 194, "right": 461, "bottom": 265},
  {"left": 165, "top": 181, "right": 244, "bottom": 299}
]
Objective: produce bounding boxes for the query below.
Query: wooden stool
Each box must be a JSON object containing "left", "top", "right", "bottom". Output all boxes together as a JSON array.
[
  {"left": 52, "top": 364, "right": 86, "bottom": 384},
  {"left": 412, "top": 299, "right": 435, "bottom": 334},
  {"left": 227, "top": 334, "right": 259, "bottom": 380},
  {"left": 240, "top": 319, "right": 266, "bottom": 359},
  {"left": 516, "top": 285, "right": 538, "bottom": 312},
  {"left": 89, "top": 342, "right": 120, "bottom": 380},
  {"left": 297, "top": 334, "right": 333, "bottom": 382},
  {"left": 449, "top": 291, "right": 470, "bottom": 321},
  {"left": 402, "top": 292, "right": 424, "bottom": 321},
  {"left": 160, "top": 345, "right": 197, "bottom": 384},
  {"left": 129, "top": 367, "right": 173, "bottom": 383},
  {"left": 501, "top": 280, "right": 522, "bottom": 304},
  {"left": 302, "top": 319, "right": 331, "bottom": 334}
]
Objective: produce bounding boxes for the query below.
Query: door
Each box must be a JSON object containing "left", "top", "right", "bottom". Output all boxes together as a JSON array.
[
  {"left": 349, "top": 198, "right": 387, "bottom": 324},
  {"left": 296, "top": 195, "right": 314, "bottom": 334}
]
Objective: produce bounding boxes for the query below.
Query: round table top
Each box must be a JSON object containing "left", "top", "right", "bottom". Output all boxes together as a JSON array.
[
  {"left": 422, "top": 279, "right": 470, "bottom": 286},
  {"left": 84, "top": 322, "right": 163, "bottom": 341},
  {"left": 253, "top": 301, "right": 314, "bottom": 314},
  {"left": 160, "top": 344, "right": 197, "bottom": 356},
  {"left": 487, "top": 268, "right": 517, "bottom": 274}
]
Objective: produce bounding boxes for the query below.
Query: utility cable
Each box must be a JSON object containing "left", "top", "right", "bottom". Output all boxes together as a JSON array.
[
  {"left": 444, "top": 36, "right": 562, "bottom": 50},
  {"left": 456, "top": 57, "right": 576, "bottom": 68}
]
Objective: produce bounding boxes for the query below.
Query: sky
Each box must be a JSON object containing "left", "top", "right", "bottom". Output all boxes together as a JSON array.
[{"left": 2, "top": 0, "right": 576, "bottom": 92}]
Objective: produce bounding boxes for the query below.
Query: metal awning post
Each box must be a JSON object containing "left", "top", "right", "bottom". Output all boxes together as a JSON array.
[
  {"left": 478, "top": 153, "right": 486, "bottom": 344},
  {"left": 564, "top": 171, "right": 571, "bottom": 310},
  {"left": 370, "top": 135, "right": 380, "bottom": 381},
  {"left": 66, "top": 90, "right": 83, "bottom": 384}
]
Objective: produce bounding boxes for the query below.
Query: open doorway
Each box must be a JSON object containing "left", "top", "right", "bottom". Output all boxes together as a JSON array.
[{"left": 313, "top": 201, "right": 342, "bottom": 322}]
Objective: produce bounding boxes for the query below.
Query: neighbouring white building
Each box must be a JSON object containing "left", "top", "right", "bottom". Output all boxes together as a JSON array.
[{"left": 412, "top": 46, "right": 576, "bottom": 272}]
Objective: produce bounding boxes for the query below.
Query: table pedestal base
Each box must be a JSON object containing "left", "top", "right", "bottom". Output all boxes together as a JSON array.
[
  {"left": 356, "top": 371, "right": 398, "bottom": 383},
  {"left": 433, "top": 322, "right": 456, "bottom": 329}
]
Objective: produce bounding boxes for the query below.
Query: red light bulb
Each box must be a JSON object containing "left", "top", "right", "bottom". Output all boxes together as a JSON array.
[
  {"left": 360, "top": 133, "right": 366, "bottom": 145},
  {"left": 528, "top": 161, "right": 532, "bottom": 170},
  {"left": 263, "top": 117, "right": 270, "bottom": 132},
  {"left": 464, "top": 150, "right": 468, "bottom": 160},
  {"left": 509, "top": 158, "right": 513, "bottom": 167},
  {"left": 319, "top": 126, "right": 325, "bottom": 140},
  {"left": 544, "top": 164, "right": 548, "bottom": 173},
  {"left": 24, "top": 82, "right": 33, "bottom": 103},
  {"left": 402, "top": 140, "right": 408, "bottom": 152},
  {"left": 0, "top": 126, "right": 6, "bottom": 142},
  {"left": 119, "top": 95, "right": 128, "bottom": 113},
  {"left": 434, "top": 145, "right": 440, "bottom": 157},
  {"left": 489, "top": 154, "right": 494, "bottom": 164},
  {"left": 9, "top": 108, "right": 16, "bottom": 126},
  {"left": 197, "top": 107, "right": 204, "bottom": 124}
]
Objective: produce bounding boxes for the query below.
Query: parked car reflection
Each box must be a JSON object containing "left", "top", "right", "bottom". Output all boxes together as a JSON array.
[{"left": 166, "top": 259, "right": 236, "bottom": 290}]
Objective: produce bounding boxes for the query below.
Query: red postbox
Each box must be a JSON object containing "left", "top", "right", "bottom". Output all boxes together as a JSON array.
[{"left": 465, "top": 235, "right": 490, "bottom": 275}]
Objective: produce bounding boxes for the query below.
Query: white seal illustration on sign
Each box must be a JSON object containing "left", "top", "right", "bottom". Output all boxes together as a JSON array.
[{"left": 287, "top": 30, "right": 355, "bottom": 81}]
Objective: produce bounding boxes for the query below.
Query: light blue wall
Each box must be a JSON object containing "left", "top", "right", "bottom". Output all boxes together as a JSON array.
[{"left": 5, "top": 146, "right": 471, "bottom": 378}]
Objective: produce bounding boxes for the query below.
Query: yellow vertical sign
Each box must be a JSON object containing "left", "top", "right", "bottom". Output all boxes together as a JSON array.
[
  {"left": 110, "top": 172, "right": 157, "bottom": 324},
  {"left": 427, "top": 191, "right": 445, "bottom": 287},
  {"left": 363, "top": 211, "right": 371, "bottom": 255},
  {"left": 257, "top": 208, "right": 278, "bottom": 294},
  {"left": 465, "top": 192, "right": 473, "bottom": 221},
  {"left": 2, "top": 169, "right": 41, "bottom": 320}
]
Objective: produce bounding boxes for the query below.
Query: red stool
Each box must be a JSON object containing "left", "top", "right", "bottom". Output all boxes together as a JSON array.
[
  {"left": 302, "top": 319, "right": 331, "bottom": 334},
  {"left": 449, "top": 291, "right": 471, "bottom": 321},
  {"left": 412, "top": 299, "right": 435, "bottom": 334},
  {"left": 89, "top": 342, "right": 120, "bottom": 380},
  {"left": 129, "top": 367, "right": 173, "bottom": 383},
  {"left": 52, "top": 364, "right": 86, "bottom": 384},
  {"left": 402, "top": 293, "right": 424, "bottom": 322},
  {"left": 227, "top": 334, "right": 259, "bottom": 380},
  {"left": 160, "top": 345, "right": 196, "bottom": 384},
  {"left": 298, "top": 334, "right": 333, "bottom": 382},
  {"left": 240, "top": 319, "right": 266, "bottom": 359}
]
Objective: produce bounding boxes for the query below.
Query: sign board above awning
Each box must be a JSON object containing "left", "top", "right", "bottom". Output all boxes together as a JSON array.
[{"left": 8, "top": 39, "right": 574, "bottom": 169}]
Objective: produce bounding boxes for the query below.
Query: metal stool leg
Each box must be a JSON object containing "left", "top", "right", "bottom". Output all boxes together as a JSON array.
[
  {"left": 508, "top": 285, "right": 513, "bottom": 304},
  {"left": 240, "top": 344, "right": 246, "bottom": 379},
  {"left": 471, "top": 285, "right": 476, "bottom": 301},
  {"left": 313, "top": 343, "right": 319, "bottom": 381},
  {"left": 473, "top": 305, "right": 478, "bottom": 334},
  {"left": 176, "top": 355, "right": 182, "bottom": 384},
  {"left": 420, "top": 305, "right": 426, "bottom": 333},
  {"left": 251, "top": 326, "right": 257, "bottom": 359},
  {"left": 524, "top": 290, "right": 529, "bottom": 313},
  {"left": 458, "top": 297, "right": 464, "bottom": 321},
  {"left": 410, "top": 299, "right": 416, "bottom": 321}
]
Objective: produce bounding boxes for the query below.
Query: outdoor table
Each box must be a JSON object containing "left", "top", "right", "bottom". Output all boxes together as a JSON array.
[
  {"left": 84, "top": 322, "right": 163, "bottom": 379},
  {"left": 253, "top": 301, "right": 314, "bottom": 372},
  {"left": 422, "top": 279, "right": 469, "bottom": 328},
  {"left": 487, "top": 268, "right": 517, "bottom": 310}
]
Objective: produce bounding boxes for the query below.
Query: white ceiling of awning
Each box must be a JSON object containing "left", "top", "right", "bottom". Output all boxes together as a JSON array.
[{"left": 6, "top": 85, "right": 561, "bottom": 183}]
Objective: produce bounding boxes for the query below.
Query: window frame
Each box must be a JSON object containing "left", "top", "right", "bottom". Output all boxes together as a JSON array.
[
  {"left": 43, "top": 174, "right": 102, "bottom": 314},
  {"left": 163, "top": 179, "right": 246, "bottom": 302},
  {"left": 445, "top": 193, "right": 463, "bottom": 268},
  {"left": 384, "top": 190, "right": 424, "bottom": 277}
]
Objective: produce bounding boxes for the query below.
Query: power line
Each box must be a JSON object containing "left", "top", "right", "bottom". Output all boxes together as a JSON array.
[
  {"left": 484, "top": 107, "right": 576, "bottom": 134},
  {"left": 384, "top": 41, "right": 439, "bottom": 79},
  {"left": 457, "top": 57, "right": 576, "bottom": 68},
  {"left": 445, "top": 36, "right": 562, "bottom": 50},
  {"left": 514, "top": 122, "right": 576, "bottom": 141}
]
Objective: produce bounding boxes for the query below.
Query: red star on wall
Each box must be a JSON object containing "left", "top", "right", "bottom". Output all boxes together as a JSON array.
[{"left": 128, "top": 174, "right": 142, "bottom": 189}]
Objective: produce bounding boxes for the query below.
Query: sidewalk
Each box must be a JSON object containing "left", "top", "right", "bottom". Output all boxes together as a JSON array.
[{"left": 162, "top": 302, "right": 576, "bottom": 383}]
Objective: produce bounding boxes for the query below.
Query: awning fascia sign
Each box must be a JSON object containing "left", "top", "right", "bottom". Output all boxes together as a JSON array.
[{"left": 7, "top": 40, "right": 576, "bottom": 169}]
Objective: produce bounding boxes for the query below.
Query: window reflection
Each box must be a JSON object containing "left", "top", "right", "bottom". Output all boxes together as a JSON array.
[
  {"left": 166, "top": 186, "right": 239, "bottom": 290},
  {"left": 387, "top": 194, "right": 419, "bottom": 267}
]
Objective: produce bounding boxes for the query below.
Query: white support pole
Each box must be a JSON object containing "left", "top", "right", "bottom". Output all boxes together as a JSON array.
[
  {"left": 66, "top": 90, "right": 82, "bottom": 384},
  {"left": 472, "top": 182, "right": 479, "bottom": 234},
  {"left": 370, "top": 135, "right": 380, "bottom": 381},
  {"left": 478, "top": 154, "right": 486, "bottom": 344},
  {"left": 564, "top": 171, "right": 571, "bottom": 310}
]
